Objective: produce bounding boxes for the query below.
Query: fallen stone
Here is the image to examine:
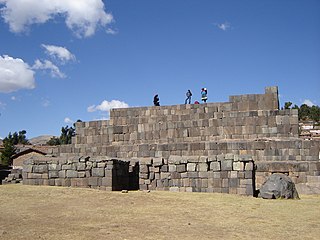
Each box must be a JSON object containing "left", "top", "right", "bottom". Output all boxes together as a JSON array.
[{"left": 259, "top": 173, "right": 299, "bottom": 199}]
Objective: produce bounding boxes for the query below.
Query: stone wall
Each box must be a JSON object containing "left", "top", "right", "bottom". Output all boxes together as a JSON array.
[
  {"left": 22, "top": 86, "right": 320, "bottom": 195},
  {"left": 139, "top": 155, "right": 254, "bottom": 195},
  {"left": 22, "top": 156, "right": 138, "bottom": 191}
]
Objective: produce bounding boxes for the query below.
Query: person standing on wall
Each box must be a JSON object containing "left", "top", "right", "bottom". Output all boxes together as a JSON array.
[
  {"left": 185, "top": 89, "right": 192, "bottom": 104},
  {"left": 201, "top": 88, "right": 208, "bottom": 103},
  {"left": 153, "top": 94, "right": 160, "bottom": 106}
]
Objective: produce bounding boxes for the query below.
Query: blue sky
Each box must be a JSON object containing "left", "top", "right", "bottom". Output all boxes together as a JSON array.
[{"left": 0, "top": 0, "right": 319, "bottom": 139}]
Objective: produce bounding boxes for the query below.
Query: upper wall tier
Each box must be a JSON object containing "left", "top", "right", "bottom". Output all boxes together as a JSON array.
[{"left": 72, "top": 87, "right": 298, "bottom": 150}]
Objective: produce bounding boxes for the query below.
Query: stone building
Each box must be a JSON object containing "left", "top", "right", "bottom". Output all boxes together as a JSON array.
[
  {"left": 12, "top": 147, "right": 47, "bottom": 169},
  {"left": 22, "top": 87, "right": 320, "bottom": 195}
]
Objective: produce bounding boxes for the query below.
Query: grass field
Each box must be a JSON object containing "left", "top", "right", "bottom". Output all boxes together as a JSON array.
[{"left": 0, "top": 184, "right": 319, "bottom": 240}]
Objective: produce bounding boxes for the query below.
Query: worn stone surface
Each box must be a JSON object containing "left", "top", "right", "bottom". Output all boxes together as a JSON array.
[
  {"left": 21, "top": 87, "right": 320, "bottom": 195},
  {"left": 259, "top": 173, "right": 300, "bottom": 199}
]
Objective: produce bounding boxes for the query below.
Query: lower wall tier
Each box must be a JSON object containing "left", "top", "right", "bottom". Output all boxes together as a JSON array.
[{"left": 22, "top": 154, "right": 320, "bottom": 195}]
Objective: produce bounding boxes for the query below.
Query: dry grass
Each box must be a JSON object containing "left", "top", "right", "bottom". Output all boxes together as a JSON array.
[{"left": 0, "top": 184, "right": 319, "bottom": 240}]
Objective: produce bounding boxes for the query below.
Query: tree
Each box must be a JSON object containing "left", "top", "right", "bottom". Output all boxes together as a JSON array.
[
  {"left": 284, "top": 102, "right": 292, "bottom": 109},
  {"left": 4, "top": 130, "right": 30, "bottom": 145},
  {"left": 299, "top": 104, "right": 311, "bottom": 121},
  {"left": 310, "top": 105, "right": 320, "bottom": 122},
  {"left": 47, "top": 121, "right": 81, "bottom": 145},
  {"left": 46, "top": 137, "right": 61, "bottom": 146},
  {"left": 283, "top": 102, "right": 320, "bottom": 122},
  {"left": 0, "top": 130, "right": 30, "bottom": 165},
  {"left": 60, "top": 125, "right": 75, "bottom": 144},
  {"left": 0, "top": 140, "right": 16, "bottom": 166}
]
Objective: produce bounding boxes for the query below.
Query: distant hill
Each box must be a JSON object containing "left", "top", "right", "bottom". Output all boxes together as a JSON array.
[{"left": 29, "top": 135, "right": 56, "bottom": 145}]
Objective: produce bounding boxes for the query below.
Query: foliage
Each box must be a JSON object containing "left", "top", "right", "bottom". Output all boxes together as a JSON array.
[
  {"left": 5, "top": 130, "right": 30, "bottom": 145},
  {"left": 0, "top": 130, "right": 29, "bottom": 166},
  {"left": 0, "top": 140, "right": 16, "bottom": 166},
  {"left": 47, "top": 120, "right": 81, "bottom": 145},
  {"left": 46, "top": 137, "right": 61, "bottom": 146},
  {"left": 60, "top": 125, "right": 75, "bottom": 144},
  {"left": 284, "top": 102, "right": 292, "bottom": 109},
  {"left": 283, "top": 102, "right": 320, "bottom": 122}
]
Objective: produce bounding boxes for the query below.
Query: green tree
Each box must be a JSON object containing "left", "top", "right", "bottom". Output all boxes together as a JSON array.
[
  {"left": 0, "top": 136, "right": 17, "bottom": 166},
  {"left": 60, "top": 125, "right": 75, "bottom": 144},
  {"left": 292, "top": 104, "right": 299, "bottom": 110},
  {"left": 284, "top": 102, "right": 292, "bottom": 109},
  {"left": 5, "top": 130, "right": 30, "bottom": 145},
  {"left": 309, "top": 105, "right": 320, "bottom": 122},
  {"left": 47, "top": 121, "right": 81, "bottom": 145},
  {"left": 299, "top": 104, "right": 310, "bottom": 121},
  {"left": 46, "top": 137, "right": 61, "bottom": 146}
]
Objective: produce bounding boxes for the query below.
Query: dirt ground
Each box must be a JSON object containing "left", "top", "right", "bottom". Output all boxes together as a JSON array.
[{"left": 0, "top": 184, "right": 319, "bottom": 240}]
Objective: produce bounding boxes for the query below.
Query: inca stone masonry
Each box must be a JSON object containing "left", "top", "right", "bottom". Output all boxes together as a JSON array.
[{"left": 23, "top": 87, "right": 320, "bottom": 195}]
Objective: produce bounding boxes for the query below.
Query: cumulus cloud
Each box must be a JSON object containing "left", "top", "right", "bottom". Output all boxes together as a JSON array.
[
  {"left": 0, "top": 55, "right": 36, "bottom": 93},
  {"left": 0, "top": 0, "right": 113, "bottom": 38},
  {"left": 215, "top": 22, "right": 231, "bottom": 31},
  {"left": 32, "top": 59, "right": 65, "bottom": 78},
  {"left": 41, "top": 44, "right": 76, "bottom": 63},
  {"left": 302, "top": 99, "right": 316, "bottom": 107},
  {"left": 87, "top": 100, "right": 129, "bottom": 113}
]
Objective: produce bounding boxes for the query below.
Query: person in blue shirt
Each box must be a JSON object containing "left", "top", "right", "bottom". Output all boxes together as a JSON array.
[{"left": 201, "top": 88, "right": 207, "bottom": 103}]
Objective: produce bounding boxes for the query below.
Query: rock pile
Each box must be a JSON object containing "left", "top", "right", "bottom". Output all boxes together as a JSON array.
[{"left": 2, "top": 169, "right": 23, "bottom": 184}]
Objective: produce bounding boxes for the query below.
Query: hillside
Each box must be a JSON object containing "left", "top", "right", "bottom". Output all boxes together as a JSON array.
[{"left": 29, "top": 135, "right": 55, "bottom": 145}]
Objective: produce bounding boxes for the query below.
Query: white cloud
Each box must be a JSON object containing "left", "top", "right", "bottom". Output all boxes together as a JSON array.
[
  {"left": 41, "top": 98, "right": 50, "bottom": 107},
  {"left": 0, "top": 55, "right": 36, "bottom": 93},
  {"left": 87, "top": 100, "right": 129, "bottom": 113},
  {"left": 64, "top": 117, "right": 73, "bottom": 124},
  {"left": 32, "top": 59, "right": 65, "bottom": 78},
  {"left": 0, "top": 0, "right": 113, "bottom": 38},
  {"left": 302, "top": 99, "right": 315, "bottom": 107},
  {"left": 41, "top": 44, "right": 76, "bottom": 63},
  {"left": 106, "top": 27, "right": 118, "bottom": 35},
  {"left": 215, "top": 22, "right": 231, "bottom": 31}
]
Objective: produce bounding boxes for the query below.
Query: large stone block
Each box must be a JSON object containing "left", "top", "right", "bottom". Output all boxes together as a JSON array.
[
  {"left": 197, "top": 163, "right": 208, "bottom": 172},
  {"left": 176, "top": 164, "right": 186, "bottom": 173},
  {"left": 33, "top": 165, "right": 48, "bottom": 173},
  {"left": 66, "top": 170, "right": 78, "bottom": 178},
  {"left": 48, "top": 164, "right": 61, "bottom": 171},
  {"left": 88, "top": 177, "right": 99, "bottom": 186},
  {"left": 221, "top": 160, "right": 233, "bottom": 171},
  {"left": 48, "top": 171, "right": 59, "bottom": 178},
  {"left": 152, "top": 157, "right": 163, "bottom": 166},
  {"left": 187, "top": 163, "right": 196, "bottom": 172},
  {"left": 168, "top": 164, "right": 177, "bottom": 172},
  {"left": 23, "top": 165, "right": 33, "bottom": 173},
  {"left": 210, "top": 162, "right": 220, "bottom": 171},
  {"left": 233, "top": 161, "right": 244, "bottom": 171},
  {"left": 140, "top": 164, "right": 149, "bottom": 173}
]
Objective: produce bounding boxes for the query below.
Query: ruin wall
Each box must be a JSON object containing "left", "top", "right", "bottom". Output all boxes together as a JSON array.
[{"left": 23, "top": 87, "right": 320, "bottom": 195}]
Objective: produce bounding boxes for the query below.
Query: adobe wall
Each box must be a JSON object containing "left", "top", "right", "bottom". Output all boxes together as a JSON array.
[{"left": 23, "top": 86, "right": 320, "bottom": 195}]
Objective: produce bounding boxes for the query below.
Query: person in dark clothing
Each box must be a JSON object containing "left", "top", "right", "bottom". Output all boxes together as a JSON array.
[
  {"left": 153, "top": 94, "right": 160, "bottom": 106},
  {"left": 185, "top": 90, "right": 192, "bottom": 104}
]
